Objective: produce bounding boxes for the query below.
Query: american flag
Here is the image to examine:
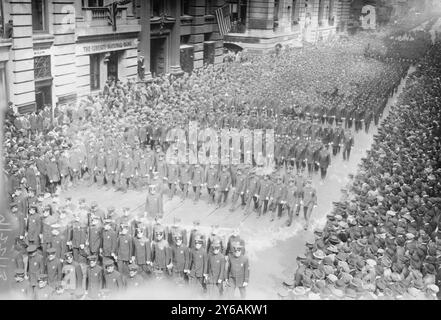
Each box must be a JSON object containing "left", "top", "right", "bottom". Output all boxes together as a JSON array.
[{"left": 215, "top": 4, "right": 232, "bottom": 37}]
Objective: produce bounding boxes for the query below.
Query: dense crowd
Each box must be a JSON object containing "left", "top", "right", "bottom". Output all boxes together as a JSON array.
[
  {"left": 4, "top": 14, "right": 440, "bottom": 300},
  {"left": 284, "top": 37, "right": 441, "bottom": 300}
]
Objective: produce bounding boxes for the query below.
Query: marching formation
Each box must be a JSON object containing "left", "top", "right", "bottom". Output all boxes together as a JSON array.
[{"left": 10, "top": 195, "right": 250, "bottom": 300}]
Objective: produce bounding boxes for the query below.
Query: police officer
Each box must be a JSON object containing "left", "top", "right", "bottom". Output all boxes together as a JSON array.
[
  {"left": 225, "top": 242, "right": 249, "bottom": 299},
  {"left": 170, "top": 231, "right": 190, "bottom": 283},
  {"left": 151, "top": 226, "right": 171, "bottom": 276},
  {"left": 188, "top": 234, "right": 208, "bottom": 294},
  {"left": 12, "top": 268, "right": 31, "bottom": 298},
  {"left": 116, "top": 224, "right": 133, "bottom": 277},
  {"left": 145, "top": 183, "right": 164, "bottom": 219},
  {"left": 205, "top": 164, "right": 218, "bottom": 204},
  {"left": 45, "top": 247, "right": 62, "bottom": 289},
  {"left": 85, "top": 255, "right": 103, "bottom": 299},
  {"left": 126, "top": 263, "right": 144, "bottom": 288},
  {"left": 101, "top": 219, "right": 117, "bottom": 264},
  {"left": 191, "top": 164, "right": 204, "bottom": 204},
  {"left": 229, "top": 167, "right": 247, "bottom": 212},
  {"left": 132, "top": 227, "right": 152, "bottom": 279},
  {"left": 270, "top": 175, "right": 287, "bottom": 222},
  {"left": 103, "top": 258, "right": 124, "bottom": 293},
  {"left": 206, "top": 238, "right": 226, "bottom": 298}
]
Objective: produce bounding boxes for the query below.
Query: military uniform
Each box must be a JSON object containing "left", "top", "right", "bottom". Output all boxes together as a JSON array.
[{"left": 133, "top": 235, "right": 152, "bottom": 278}]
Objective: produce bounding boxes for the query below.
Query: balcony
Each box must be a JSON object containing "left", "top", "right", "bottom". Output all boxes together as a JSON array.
[{"left": 76, "top": 6, "right": 141, "bottom": 38}]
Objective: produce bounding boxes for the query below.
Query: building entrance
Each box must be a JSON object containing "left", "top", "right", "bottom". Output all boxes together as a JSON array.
[{"left": 150, "top": 37, "right": 167, "bottom": 77}]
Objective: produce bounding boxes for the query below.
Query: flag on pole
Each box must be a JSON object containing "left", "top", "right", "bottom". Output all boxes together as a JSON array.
[{"left": 215, "top": 4, "right": 232, "bottom": 36}]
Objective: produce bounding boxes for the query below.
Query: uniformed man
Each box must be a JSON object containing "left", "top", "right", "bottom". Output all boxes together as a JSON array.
[
  {"left": 225, "top": 228, "right": 246, "bottom": 257},
  {"left": 103, "top": 258, "right": 125, "bottom": 293},
  {"left": 206, "top": 238, "right": 226, "bottom": 298},
  {"left": 88, "top": 216, "right": 102, "bottom": 256},
  {"left": 95, "top": 148, "right": 106, "bottom": 187},
  {"left": 225, "top": 241, "right": 249, "bottom": 299},
  {"left": 270, "top": 175, "right": 287, "bottom": 222},
  {"left": 27, "top": 205, "right": 42, "bottom": 247},
  {"left": 166, "top": 162, "right": 180, "bottom": 200},
  {"left": 178, "top": 163, "right": 192, "bottom": 200},
  {"left": 170, "top": 231, "right": 190, "bottom": 283},
  {"left": 27, "top": 245, "right": 44, "bottom": 293},
  {"left": 101, "top": 220, "right": 117, "bottom": 264},
  {"left": 116, "top": 224, "right": 133, "bottom": 277},
  {"left": 216, "top": 165, "right": 231, "bottom": 207},
  {"left": 285, "top": 177, "right": 300, "bottom": 227},
  {"left": 126, "top": 264, "right": 144, "bottom": 289},
  {"left": 318, "top": 146, "right": 331, "bottom": 180},
  {"left": 85, "top": 255, "right": 103, "bottom": 299},
  {"left": 205, "top": 164, "right": 218, "bottom": 204},
  {"left": 137, "top": 152, "right": 151, "bottom": 189},
  {"left": 258, "top": 174, "right": 273, "bottom": 217},
  {"left": 45, "top": 247, "right": 62, "bottom": 289},
  {"left": 132, "top": 227, "right": 152, "bottom": 279},
  {"left": 244, "top": 169, "right": 260, "bottom": 214},
  {"left": 151, "top": 225, "right": 171, "bottom": 276},
  {"left": 294, "top": 172, "right": 306, "bottom": 216},
  {"left": 61, "top": 252, "right": 83, "bottom": 296},
  {"left": 188, "top": 234, "right": 208, "bottom": 293},
  {"left": 191, "top": 164, "right": 204, "bottom": 204},
  {"left": 34, "top": 274, "right": 53, "bottom": 300},
  {"left": 145, "top": 184, "right": 164, "bottom": 219},
  {"left": 12, "top": 268, "right": 31, "bottom": 299},
  {"left": 302, "top": 179, "right": 317, "bottom": 230},
  {"left": 58, "top": 151, "right": 70, "bottom": 191},
  {"left": 67, "top": 215, "right": 87, "bottom": 262},
  {"left": 229, "top": 167, "right": 247, "bottom": 212}
]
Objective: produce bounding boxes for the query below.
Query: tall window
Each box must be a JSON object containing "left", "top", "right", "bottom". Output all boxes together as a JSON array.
[
  {"left": 205, "top": 0, "right": 213, "bottom": 15},
  {"left": 151, "top": 0, "right": 162, "bottom": 17},
  {"left": 181, "top": 0, "right": 190, "bottom": 16},
  {"left": 328, "top": 0, "right": 335, "bottom": 25},
  {"left": 292, "top": 0, "right": 300, "bottom": 24},
  {"left": 87, "top": 0, "right": 104, "bottom": 6},
  {"left": 34, "top": 56, "right": 51, "bottom": 80},
  {"left": 32, "top": 0, "right": 47, "bottom": 32},
  {"left": 90, "top": 54, "right": 100, "bottom": 90}
]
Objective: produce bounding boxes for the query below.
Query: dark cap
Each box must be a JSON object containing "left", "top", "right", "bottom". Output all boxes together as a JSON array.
[
  {"left": 47, "top": 248, "right": 56, "bottom": 255},
  {"left": 26, "top": 245, "right": 37, "bottom": 253}
]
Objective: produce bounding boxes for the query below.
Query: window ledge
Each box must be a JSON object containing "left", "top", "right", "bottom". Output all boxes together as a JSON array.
[
  {"left": 181, "top": 15, "right": 193, "bottom": 21},
  {"left": 33, "top": 33, "right": 54, "bottom": 44}
]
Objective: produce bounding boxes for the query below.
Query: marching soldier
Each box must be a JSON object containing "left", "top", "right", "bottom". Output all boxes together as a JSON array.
[
  {"left": 166, "top": 162, "right": 180, "bottom": 200},
  {"left": 179, "top": 163, "right": 193, "bottom": 200},
  {"left": 225, "top": 241, "right": 249, "bottom": 299},
  {"left": 270, "top": 175, "right": 287, "bottom": 222},
  {"left": 205, "top": 164, "right": 218, "bottom": 204},
  {"left": 244, "top": 169, "right": 260, "bottom": 214},
  {"left": 229, "top": 167, "right": 247, "bottom": 212},
  {"left": 216, "top": 165, "right": 231, "bottom": 207},
  {"left": 191, "top": 164, "right": 204, "bottom": 204},
  {"left": 258, "top": 174, "right": 273, "bottom": 217},
  {"left": 95, "top": 148, "right": 106, "bottom": 187}
]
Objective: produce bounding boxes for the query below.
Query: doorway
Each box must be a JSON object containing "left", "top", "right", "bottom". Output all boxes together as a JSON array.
[
  {"left": 150, "top": 37, "right": 167, "bottom": 77},
  {"left": 35, "top": 80, "right": 52, "bottom": 111},
  {"left": 107, "top": 51, "right": 119, "bottom": 81}
]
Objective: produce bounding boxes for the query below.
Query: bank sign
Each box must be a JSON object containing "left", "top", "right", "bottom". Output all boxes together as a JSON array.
[{"left": 77, "top": 39, "right": 137, "bottom": 55}]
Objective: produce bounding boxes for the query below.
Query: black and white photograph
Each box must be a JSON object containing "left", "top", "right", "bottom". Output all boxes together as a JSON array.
[{"left": 0, "top": 0, "right": 440, "bottom": 307}]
